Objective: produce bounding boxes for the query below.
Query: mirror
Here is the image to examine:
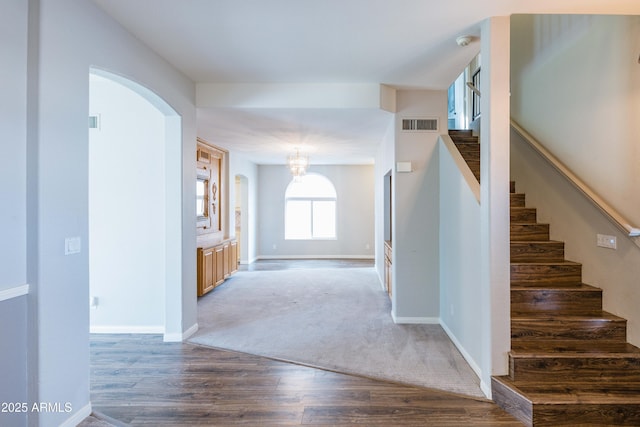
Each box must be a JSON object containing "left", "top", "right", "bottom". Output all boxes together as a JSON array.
[
  {"left": 196, "top": 167, "right": 211, "bottom": 227},
  {"left": 196, "top": 178, "right": 207, "bottom": 217}
]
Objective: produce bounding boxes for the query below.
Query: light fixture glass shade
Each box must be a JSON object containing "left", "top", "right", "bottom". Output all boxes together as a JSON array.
[{"left": 288, "top": 150, "right": 309, "bottom": 178}]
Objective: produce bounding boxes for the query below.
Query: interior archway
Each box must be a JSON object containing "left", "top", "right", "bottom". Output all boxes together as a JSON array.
[
  {"left": 88, "top": 68, "right": 182, "bottom": 339},
  {"left": 235, "top": 175, "right": 249, "bottom": 264}
]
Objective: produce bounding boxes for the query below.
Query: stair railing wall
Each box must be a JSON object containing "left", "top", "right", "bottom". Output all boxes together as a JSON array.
[
  {"left": 440, "top": 135, "right": 480, "bottom": 203},
  {"left": 510, "top": 120, "right": 640, "bottom": 249}
]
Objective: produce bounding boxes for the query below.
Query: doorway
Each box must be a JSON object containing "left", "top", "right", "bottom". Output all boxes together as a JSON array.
[
  {"left": 88, "top": 69, "right": 182, "bottom": 338},
  {"left": 235, "top": 175, "right": 249, "bottom": 264}
]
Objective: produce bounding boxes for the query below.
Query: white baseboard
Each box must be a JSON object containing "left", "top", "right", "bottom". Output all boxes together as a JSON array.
[
  {"left": 164, "top": 322, "right": 198, "bottom": 342},
  {"left": 439, "top": 321, "right": 482, "bottom": 378},
  {"left": 0, "top": 284, "right": 29, "bottom": 302},
  {"left": 90, "top": 325, "right": 164, "bottom": 334},
  {"left": 391, "top": 313, "right": 440, "bottom": 324},
  {"left": 257, "top": 254, "right": 374, "bottom": 260},
  {"left": 59, "top": 402, "right": 92, "bottom": 427},
  {"left": 480, "top": 379, "right": 492, "bottom": 398}
]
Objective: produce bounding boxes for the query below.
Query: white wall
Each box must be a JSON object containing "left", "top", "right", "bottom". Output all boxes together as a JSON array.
[
  {"left": 0, "top": 2, "right": 30, "bottom": 425},
  {"left": 257, "top": 164, "right": 375, "bottom": 258},
  {"left": 392, "top": 90, "right": 446, "bottom": 322},
  {"left": 88, "top": 74, "right": 166, "bottom": 333},
  {"left": 0, "top": 296, "right": 27, "bottom": 427},
  {"left": 374, "top": 124, "right": 395, "bottom": 283},
  {"left": 439, "top": 140, "right": 483, "bottom": 383},
  {"left": 511, "top": 13, "right": 640, "bottom": 347},
  {"left": 1, "top": 0, "right": 28, "bottom": 293},
  {"left": 511, "top": 14, "right": 640, "bottom": 228},
  {"left": 25, "top": 0, "right": 197, "bottom": 425}
]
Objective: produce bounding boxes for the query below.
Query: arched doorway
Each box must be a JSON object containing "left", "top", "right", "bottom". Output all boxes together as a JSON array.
[
  {"left": 88, "top": 69, "right": 182, "bottom": 339},
  {"left": 235, "top": 175, "right": 249, "bottom": 264}
]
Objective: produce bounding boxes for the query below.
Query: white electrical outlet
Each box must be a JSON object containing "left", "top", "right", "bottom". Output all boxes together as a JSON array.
[{"left": 596, "top": 234, "right": 617, "bottom": 249}]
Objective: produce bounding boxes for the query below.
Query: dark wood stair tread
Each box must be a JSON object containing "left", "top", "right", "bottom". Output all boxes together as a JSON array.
[
  {"left": 511, "top": 260, "right": 581, "bottom": 266},
  {"left": 510, "top": 347, "right": 640, "bottom": 358},
  {"left": 511, "top": 261, "right": 583, "bottom": 287},
  {"left": 511, "top": 241, "right": 565, "bottom": 262},
  {"left": 512, "top": 311, "right": 625, "bottom": 322},
  {"left": 511, "top": 283, "right": 600, "bottom": 292},
  {"left": 510, "top": 223, "right": 551, "bottom": 242},
  {"left": 512, "top": 340, "right": 640, "bottom": 353},
  {"left": 448, "top": 129, "right": 473, "bottom": 137},
  {"left": 493, "top": 376, "right": 640, "bottom": 404},
  {"left": 511, "top": 207, "right": 537, "bottom": 223},
  {"left": 451, "top": 137, "right": 479, "bottom": 144},
  {"left": 510, "top": 193, "right": 526, "bottom": 207},
  {"left": 511, "top": 284, "right": 604, "bottom": 316},
  {"left": 512, "top": 312, "right": 627, "bottom": 342}
]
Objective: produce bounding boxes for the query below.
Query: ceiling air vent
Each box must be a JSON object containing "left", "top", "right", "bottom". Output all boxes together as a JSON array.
[{"left": 401, "top": 117, "right": 439, "bottom": 132}]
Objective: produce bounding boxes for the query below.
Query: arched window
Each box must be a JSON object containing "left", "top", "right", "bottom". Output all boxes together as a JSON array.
[{"left": 285, "top": 173, "right": 337, "bottom": 240}]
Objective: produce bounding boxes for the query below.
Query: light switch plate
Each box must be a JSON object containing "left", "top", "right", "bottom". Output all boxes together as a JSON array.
[
  {"left": 396, "top": 162, "right": 413, "bottom": 173},
  {"left": 596, "top": 234, "right": 616, "bottom": 249}
]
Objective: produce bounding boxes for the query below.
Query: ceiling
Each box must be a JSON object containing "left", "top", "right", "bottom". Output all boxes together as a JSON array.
[{"left": 92, "top": 0, "right": 640, "bottom": 165}]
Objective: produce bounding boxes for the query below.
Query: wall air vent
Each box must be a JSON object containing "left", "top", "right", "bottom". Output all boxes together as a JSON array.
[{"left": 401, "top": 117, "right": 439, "bottom": 132}]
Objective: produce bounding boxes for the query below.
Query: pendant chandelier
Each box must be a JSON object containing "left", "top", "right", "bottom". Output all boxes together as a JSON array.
[{"left": 288, "top": 149, "right": 309, "bottom": 179}]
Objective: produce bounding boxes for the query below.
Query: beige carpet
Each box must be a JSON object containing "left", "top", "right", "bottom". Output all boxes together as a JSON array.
[{"left": 189, "top": 267, "right": 484, "bottom": 398}]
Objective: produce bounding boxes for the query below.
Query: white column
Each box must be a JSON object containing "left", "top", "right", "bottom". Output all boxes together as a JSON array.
[{"left": 480, "top": 16, "right": 511, "bottom": 396}]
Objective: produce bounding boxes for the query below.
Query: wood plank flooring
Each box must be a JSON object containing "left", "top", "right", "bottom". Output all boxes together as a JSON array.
[{"left": 89, "top": 334, "right": 523, "bottom": 426}]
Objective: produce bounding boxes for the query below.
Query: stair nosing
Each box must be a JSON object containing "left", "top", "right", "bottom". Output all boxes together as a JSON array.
[
  {"left": 511, "top": 260, "right": 582, "bottom": 266},
  {"left": 510, "top": 350, "right": 640, "bottom": 358},
  {"left": 511, "top": 240, "right": 564, "bottom": 244},
  {"left": 512, "top": 312, "right": 626, "bottom": 321},
  {"left": 493, "top": 376, "right": 640, "bottom": 405},
  {"left": 511, "top": 283, "right": 601, "bottom": 292}
]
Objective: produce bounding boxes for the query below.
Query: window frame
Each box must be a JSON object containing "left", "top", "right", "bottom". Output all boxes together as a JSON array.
[{"left": 284, "top": 174, "right": 337, "bottom": 241}]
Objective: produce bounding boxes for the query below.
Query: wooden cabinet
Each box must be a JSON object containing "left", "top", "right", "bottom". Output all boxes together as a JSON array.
[
  {"left": 197, "top": 238, "right": 237, "bottom": 296},
  {"left": 197, "top": 247, "right": 216, "bottom": 296}
]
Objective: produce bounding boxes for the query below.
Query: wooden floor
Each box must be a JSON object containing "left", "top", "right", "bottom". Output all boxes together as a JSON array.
[{"left": 90, "top": 334, "right": 523, "bottom": 426}]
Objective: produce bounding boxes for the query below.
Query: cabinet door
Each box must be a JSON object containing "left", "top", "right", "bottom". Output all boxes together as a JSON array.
[
  {"left": 229, "top": 240, "right": 238, "bottom": 275},
  {"left": 197, "top": 247, "right": 216, "bottom": 296},
  {"left": 202, "top": 248, "right": 215, "bottom": 294},
  {"left": 214, "top": 245, "right": 225, "bottom": 286},
  {"left": 222, "top": 242, "right": 230, "bottom": 278}
]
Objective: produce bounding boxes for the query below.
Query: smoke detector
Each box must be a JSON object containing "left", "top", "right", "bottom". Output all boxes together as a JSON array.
[{"left": 456, "top": 35, "right": 474, "bottom": 47}]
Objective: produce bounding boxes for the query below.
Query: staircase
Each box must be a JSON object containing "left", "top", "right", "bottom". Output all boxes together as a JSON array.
[
  {"left": 448, "top": 130, "right": 640, "bottom": 426},
  {"left": 449, "top": 129, "right": 480, "bottom": 181}
]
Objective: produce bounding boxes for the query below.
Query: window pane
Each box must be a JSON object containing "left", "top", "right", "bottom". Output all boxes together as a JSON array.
[
  {"left": 285, "top": 200, "right": 311, "bottom": 239},
  {"left": 285, "top": 174, "right": 336, "bottom": 198},
  {"left": 313, "top": 201, "right": 336, "bottom": 238}
]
